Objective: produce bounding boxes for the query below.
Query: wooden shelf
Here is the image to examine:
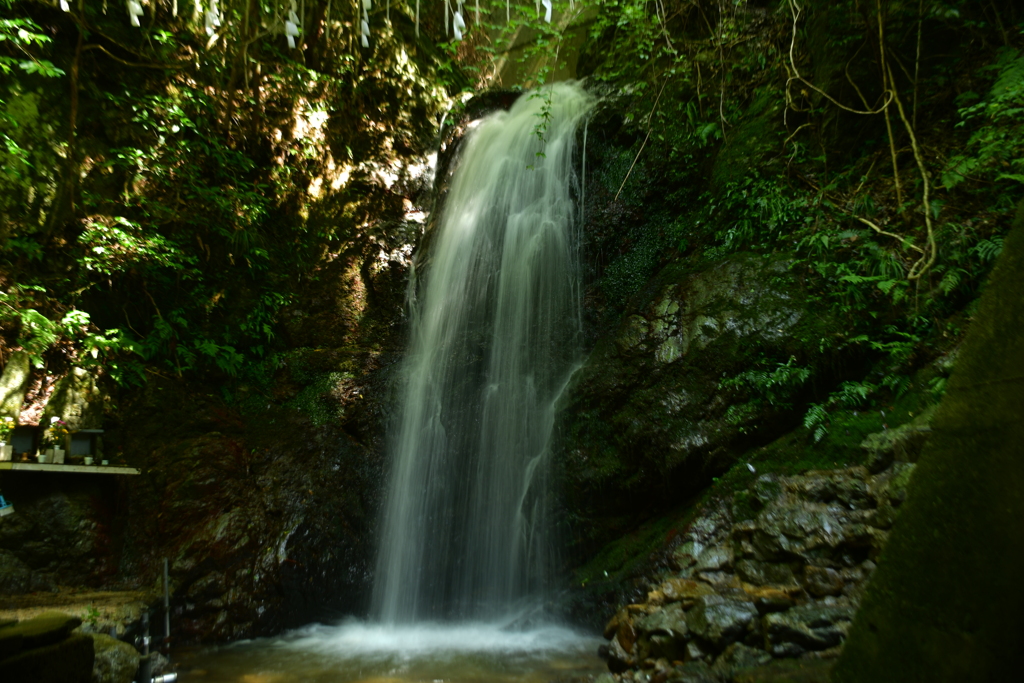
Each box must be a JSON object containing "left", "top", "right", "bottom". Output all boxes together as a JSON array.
[{"left": 0, "top": 462, "right": 139, "bottom": 475}]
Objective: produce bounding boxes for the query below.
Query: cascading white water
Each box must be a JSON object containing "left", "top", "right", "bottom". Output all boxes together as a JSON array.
[{"left": 373, "top": 82, "right": 595, "bottom": 623}]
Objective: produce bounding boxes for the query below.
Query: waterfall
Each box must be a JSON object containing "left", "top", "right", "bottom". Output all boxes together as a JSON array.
[{"left": 372, "top": 82, "right": 595, "bottom": 623}]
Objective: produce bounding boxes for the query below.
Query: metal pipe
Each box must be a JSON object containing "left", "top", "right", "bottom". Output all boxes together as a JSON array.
[{"left": 162, "top": 558, "right": 170, "bottom": 642}]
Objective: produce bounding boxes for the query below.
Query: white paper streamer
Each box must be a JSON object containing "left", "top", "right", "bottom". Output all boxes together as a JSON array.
[
  {"left": 453, "top": 10, "right": 464, "bottom": 40},
  {"left": 126, "top": 0, "right": 144, "bottom": 27},
  {"left": 542, "top": 0, "right": 551, "bottom": 23},
  {"left": 360, "top": 4, "right": 370, "bottom": 49},
  {"left": 60, "top": 0, "right": 70, "bottom": 11},
  {"left": 286, "top": 3, "right": 300, "bottom": 48}
]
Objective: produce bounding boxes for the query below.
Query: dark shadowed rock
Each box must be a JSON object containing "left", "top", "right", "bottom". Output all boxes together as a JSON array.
[
  {"left": 687, "top": 595, "right": 758, "bottom": 648},
  {"left": 859, "top": 406, "right": 935, "bottom": 473},
  {"left": 659, "top": 578, "right": 716, "bottom": 604},
  {"left": 668, "top": 659, "right": 717, "bottom": 683},
  {"left": 0, "top": 632, "right": 93, "bottom": 683},
  {"left": 735, "top": 559, "right": 796, "bottom": 587},
  {"left": 89, "top": 633, "right": 139, "bottom": 683},
  {"left": 636, "top": 601, "right": 689, "bottom": 640},
  {"left": 764, "top": 604, "right": 855, "bottom": 654},
  {"left": 557, "top": 252, "right": 841, "bottom": 555},
  {"left": 802, "top": 566, "right": 844, "bottom": 597},
  {"left": 711, "top": 642, "right": 773, "bottom": 675}
]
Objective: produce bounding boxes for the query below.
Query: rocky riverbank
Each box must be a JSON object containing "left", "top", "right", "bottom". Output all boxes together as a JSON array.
[{"left": 586, "top": 413, "right": 931, "bottom": 683}]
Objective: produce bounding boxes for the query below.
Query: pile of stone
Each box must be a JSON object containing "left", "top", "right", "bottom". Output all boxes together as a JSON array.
[
  {"left": 597, "top": 439, "right": 921, "bottom": 682},
  {"left": 0, "top": 611, "right": 139, "bottom": 683}
]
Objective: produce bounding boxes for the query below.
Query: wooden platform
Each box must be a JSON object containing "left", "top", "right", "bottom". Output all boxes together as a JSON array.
[{"left": 0, "top": 462, "right": 139, "bottom": 475}]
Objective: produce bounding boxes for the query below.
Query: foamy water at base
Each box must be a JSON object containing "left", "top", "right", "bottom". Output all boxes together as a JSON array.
[{"left": 175, "top": 620, "right": 604, "bottom": 683}]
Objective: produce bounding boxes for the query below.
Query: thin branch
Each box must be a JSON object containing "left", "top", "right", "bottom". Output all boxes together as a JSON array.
[
  {"left": 615, "top": 79, "right": 669, "bottom": 203},
  {"left": 82, "top": 44, "right": 184, "bottom": 70},
  {"left": 717, "top": 0, "right": 728, "bottom": 141},
  {"left": 782, "top": 122, "right": 813, "bottom": 150},
  {"left": 914, "top": 0, "right": 923, "bottom": 130},
  {"left": 887, "top": 62, "right": 936, "bottom": 280},
  {"left": 785, "top": 0, "right": 893, "bottom": 116},
  {"left": 853, "top": 216, "right": 925, "bottom": 254},
  {"left": 877, "top": 0, "right": 904, "bottom": 210}
]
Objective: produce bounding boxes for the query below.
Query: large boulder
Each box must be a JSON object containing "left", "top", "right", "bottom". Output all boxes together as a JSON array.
[
  {"left": 0, "top": 351, "right": 32, "bottom": 419},
  {"left": 0, "top": 633, "right": 94, "bottom": 683},
  {"left": 41, "top": 366, "right": 109, "bottom": 431},
  {"left": 557, "top": 252, "right": 841, "bottom": 552},
  {"left": 88, "top": 633, "right": 139, "bottom": 683},
  {"left": 686, "top": 595, "right": 758, "bottom": 649},
  {"left": 763, "top": 604, "right": 855, "bottom": 656},
  {"left": 0, "top": 613, "right": 93, "bottom": 683}
]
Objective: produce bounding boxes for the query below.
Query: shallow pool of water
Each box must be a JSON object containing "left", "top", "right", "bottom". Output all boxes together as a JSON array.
[{"left": 175, "top": 620, "right": 605, "bottom": 683}]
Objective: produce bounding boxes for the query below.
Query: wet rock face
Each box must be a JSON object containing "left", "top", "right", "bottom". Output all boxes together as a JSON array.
[
  {"left": 556, "top": 252, "right": 840, "bottom": 554},
  {"left": 0, "top": 475, "right": 122, "bottom": 593},
  {"left": 110, "top": 382, "right": 386, "bottom": 643},
  {"left": 596, "top": 460, "right": 915, "bottom": 681}
]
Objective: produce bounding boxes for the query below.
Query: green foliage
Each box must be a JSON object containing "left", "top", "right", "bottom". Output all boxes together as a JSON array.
[
  {"left": 0, "top": 2, "right": 450, "bottom": 385},
  {"left": 285, "top": 371, "right": 353, "bottom": 426},
  {"left": 0, "top": 2, "right": 62, "bottom": 77},
  {"left": 721, "top": 356, "right": 812, "bottom": 408},
  {"left": 79, "top": 217, "right": 195, "bottom": 276},
  {"left": 943, "top": 49, "right": 1024, "bottom": 190}
]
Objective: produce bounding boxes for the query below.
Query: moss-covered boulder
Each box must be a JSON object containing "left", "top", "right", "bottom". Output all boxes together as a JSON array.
[
  {"left": 0, "top": 351, "right": 32, "bottom": 419},
  {"left": 0, "top": 613, "right": 92, "bottom": 683},
  {"left": 0, "top": 633, "right": 93, "bottom": 683},
  {"left": 88, "top": 633, "right": 139, "bottom": 683},
  {"left": 41, "top": 367, "right": 109, "bottom": 431}
]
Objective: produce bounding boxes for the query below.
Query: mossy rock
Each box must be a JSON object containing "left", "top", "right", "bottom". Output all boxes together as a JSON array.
[
  {"left": 89, "top": 633, "right": 140, "bottom": 683},
  {"left": 0, "top": 632, "right": 94, "bottom": 683},
  {"left": 0, "top": 351, "right": 32, "bottom": 419},
  {"left": 0, "top": 611, "right": 82, "bottom": 652}
]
